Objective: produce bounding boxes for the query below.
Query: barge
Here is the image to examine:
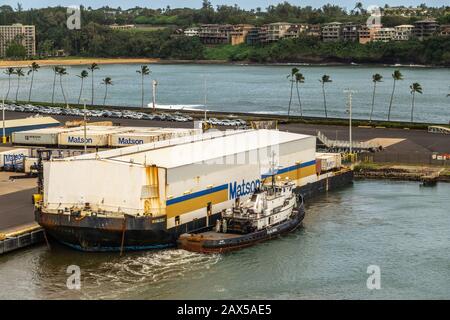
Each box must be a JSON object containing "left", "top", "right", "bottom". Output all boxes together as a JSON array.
[{"left": 34, "top": 129, "right": 353, "bottom": 251}]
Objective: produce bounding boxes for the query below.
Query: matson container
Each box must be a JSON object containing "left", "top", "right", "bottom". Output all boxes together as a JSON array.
[
  {"left": 109, "top": 132, "right": 166, "bottom": 147},
  {"left": 0, "top": 148, "right": 30, "bottom": 170},
  {"left": 24, "top": 157, "right": 39, "bottom": 174},
  {"left": 12, "top": 127, "right": 80, "bottom": 146},
  {"left": 58, "top": 130, "right": 113, "bottom": 147},
  {"left": 316, "top": 152, "right": 342, "bottom": 172}
]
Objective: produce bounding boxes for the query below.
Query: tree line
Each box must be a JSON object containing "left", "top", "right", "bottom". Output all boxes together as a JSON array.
[
  {"left": 0, "top": 2, "right": 449, "bottom": 63},
  {"left": 2, "top": 62, "right": 152, "bottom": 107},
  {"left": 286, "top": 67, "right": 430, "bottom": 123}
]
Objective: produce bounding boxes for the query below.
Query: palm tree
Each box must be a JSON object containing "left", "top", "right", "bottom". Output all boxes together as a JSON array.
[
  {"left": 287, "top": 67, "right": 299, "bottom": 119},
  {"left": 57, "top": 67, "right": 68, "bottom": 106},
  {"left": 101, "top": 77, "right": 113, "bottom": 106},
  {"left": 370, "top": 73, "right": 383, "bottom": 122},
  {"left": 295, "top": 72, "right": 305, "bottom": 117},
  {"left": 319, "top": 75, "right": 332, "bottom": 118},
  {"left": 76, "top": 70, "right": 88, "bottom": 105},
  {"left": 136, "top": 65, "right": 151, "bottom": 108},
  {"left": 88, "top": 63, "right": 99, "bottom": 106},
  {"left": 27, "top": 62, "right": 40, "bottom": 102},
  {"left": 3, "top": 67, "right": 14, "bottom": 101},
  {"left": 409, "top": 82, "right": 423, "bottom": 123},
  {"left": 387, "top": 69, "right": 403, "bottom": 121},
  {"left": 51, "top": 66, "right": 60, "bottom": 104},
  {"left": 14, "top": 68, "right": 25, "bottom": 102}
]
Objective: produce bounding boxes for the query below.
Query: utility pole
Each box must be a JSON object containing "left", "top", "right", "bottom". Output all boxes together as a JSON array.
[
  {"left": 152, "top": 80, "right": 157, "bottom": 113},
  {"left": 2, "top": 97, "right": 5, "bottom": 144},
  {"left": 344, "top": 89, "right": 357, "bottom": 155},
  {"left": 203, "top": 75, "right": 208, "bottom": 121}
]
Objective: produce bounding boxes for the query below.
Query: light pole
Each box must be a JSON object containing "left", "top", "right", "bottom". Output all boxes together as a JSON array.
[
  {"left": 83, "top": 100, "right": 87, "bottom": 154},
  {"left": 2, "top": 97, "right": 6, "bottom": 144},
  {"left": 152, "top": 80, "right": 157, "bottom": 113},
  {"left": 203, "top": 75, "right": 207, "bottom": 121},
  {"left": 344, "top": 89, "right": 356, "bottom": 155}
]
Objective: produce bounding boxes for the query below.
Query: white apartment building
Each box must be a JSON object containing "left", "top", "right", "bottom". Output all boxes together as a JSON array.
[
  {"left": 373, "top": 28, "right": 396, "bottom": 42},
  {"left": 393, "top": 25, "right": 414, "bottom": 41},
  {"left": 267, "top": 22, "right": 292, "bottom": 42},
  {"left": 184, "top": 27, "right": 200, "bottom": 37},
  {"left": 0, "top": 24, "right": 36, "bottom": 57}
]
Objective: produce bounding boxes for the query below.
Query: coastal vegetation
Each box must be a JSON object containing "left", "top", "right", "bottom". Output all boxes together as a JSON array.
[{"left": 0, "top": 3, "right": 449, "bottom": 65}]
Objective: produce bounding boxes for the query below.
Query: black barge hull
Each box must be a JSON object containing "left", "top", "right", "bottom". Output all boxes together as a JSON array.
[{"left": 35, "top": 169, "right": 353, "bottom": 252}]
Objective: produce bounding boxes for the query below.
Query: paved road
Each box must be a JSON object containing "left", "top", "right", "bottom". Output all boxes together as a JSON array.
[
  {"left": 0, "top": 188, "right": 36, "bottom": 232},
  {"left": 5, "top": 110, "right": 450, "bottom": 154}
]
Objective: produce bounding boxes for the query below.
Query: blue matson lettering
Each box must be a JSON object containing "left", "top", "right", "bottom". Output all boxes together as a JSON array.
[
  {"left": 229, "top": 179, "right": 261, "bottom": 200},
  {"left": 118, "top": 137, "right": 144, "bottom": 145},
  {"left": 67, "top": 136, "right": 93, "bottom": 144}
]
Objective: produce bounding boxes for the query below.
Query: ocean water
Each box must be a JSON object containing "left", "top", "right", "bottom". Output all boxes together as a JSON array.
[
  {"left": 0, "top": 180, "right": 448, "bottom": 300},
  {"left": 0, "top": 64, "right": 449, "bottom": 124}
]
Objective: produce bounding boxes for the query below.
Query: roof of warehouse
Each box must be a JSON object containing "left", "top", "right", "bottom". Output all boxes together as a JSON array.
[
  {"left": 110, "top": 129, "right": 313, "bottom": 169},
  {"left": 65, "top": 129, "right": 251, "bottom": 161},
  {"left": 3, "top": 116, "right": 59, "bottom": 128}
]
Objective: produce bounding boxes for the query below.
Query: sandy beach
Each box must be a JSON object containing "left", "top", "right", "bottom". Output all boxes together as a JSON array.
[{"left": 0, "top": 57, "right": 160, "bottom": 68}]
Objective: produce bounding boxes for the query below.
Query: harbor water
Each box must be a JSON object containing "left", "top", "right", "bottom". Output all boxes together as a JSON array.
[
  {"left": 0, "top": 64, "right": 449, "bottom": 124},
  {"left": 0, "top": 180, "right": 449, "bottom": 299}
]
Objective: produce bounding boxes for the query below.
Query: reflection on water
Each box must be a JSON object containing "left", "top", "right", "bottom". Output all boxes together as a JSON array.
[{"left": 0, "top": 180, "right": 449, "bottom": 299}]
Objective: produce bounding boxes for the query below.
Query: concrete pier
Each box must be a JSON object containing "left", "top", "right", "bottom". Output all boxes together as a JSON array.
[{"left": 0, "top": 172, "right": 44, "bottom": 255}]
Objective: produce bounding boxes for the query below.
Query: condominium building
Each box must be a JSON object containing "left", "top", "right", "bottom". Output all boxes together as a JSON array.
[
  {"left": 373, "top": 28, "right": 396, "bottom": 42},
  {"left": 306, "top": 24, "right": 322, "bottom": 37},
  {"left": 184, "top": 27, "right": 200, "bottom": 37},
  {"left": 229, "top": 24, "right": 254, "bottom": 45},
  {"left": 358, "top": 25, "right": 379, "bottom": 44},
  {"left": 246, "top": 26, "right": 268, "bottom": 45},
  {"left": 440, "top": 25, "right": 450, "bottom": 37},
  {"left": 413, "top": 19, "right": 440, "bottom": 40},
  {"left": 393, "top": 25, "right": 414, "bottom": 41},
  {"left": 267, "top": 22, "right": 292, "bottom": 42},
  {"left": 0, "top": 24, "right": 36, "bottom": 57},
  {"left": 198, "top": 24, "right": 234, "bottom": 45},
  {"left": 109, "top": 24, "right": 135, "bottom": 30},
  {"left": 321, "top": 22, "right": 342, "bottom": 42},
  {"left": 342, "top": 23, "right": 361, "bottom": 42}
]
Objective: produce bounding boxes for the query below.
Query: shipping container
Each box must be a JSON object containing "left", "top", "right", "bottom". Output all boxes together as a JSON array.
[
  {"left": 316, "top": 152, "right": 342, "bottom": 171},
  {"left": 12, "top": 127, "right": 80, "bottom": 146},
  {"left": 2, "top": 117, "right": 60, "bottom": 136},
  {"left": 0, "top": 148, "right": 31, "bottom": 170},
  {"left": 109, "top": 132, "right": 165, "bottom": 147},
  {"left": 24, "top": 157, "right": 39, "bottom": 174}
]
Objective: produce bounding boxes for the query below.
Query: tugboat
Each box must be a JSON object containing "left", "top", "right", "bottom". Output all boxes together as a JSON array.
[{"left": 178, "top": 179, "right": 305, "bottom": 253}]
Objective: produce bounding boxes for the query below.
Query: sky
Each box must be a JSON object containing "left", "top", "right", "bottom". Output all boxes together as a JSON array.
[{"left": 4, "top": 1, "right": 449, "bottom": 11}]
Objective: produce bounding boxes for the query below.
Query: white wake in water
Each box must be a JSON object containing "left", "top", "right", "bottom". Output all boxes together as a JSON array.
[{"left": 82, "top": 249, "right": 221, "bottom": 299}]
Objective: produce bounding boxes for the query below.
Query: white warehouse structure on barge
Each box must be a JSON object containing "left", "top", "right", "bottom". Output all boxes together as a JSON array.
[{"left": 35, "top": 129, "right": 353, "bottom": 251}]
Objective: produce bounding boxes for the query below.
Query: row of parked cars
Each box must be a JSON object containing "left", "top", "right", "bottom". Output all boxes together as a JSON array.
[{"left": 4, "top": 103, "right": 247, "bottom": 127}]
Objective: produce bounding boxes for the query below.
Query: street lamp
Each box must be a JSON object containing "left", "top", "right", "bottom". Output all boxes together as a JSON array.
[
  {"left": 83, "top": 99, "right": 87, "bottom": 154},
  {"left": 152, "top": 80, "right": 158, "bottom": 113},
  {"left": 2, "top": 97, "right": 6, "bottom": 144},
  {"left": 344, "top": 89, "right": 357, "bottom": 155}
]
